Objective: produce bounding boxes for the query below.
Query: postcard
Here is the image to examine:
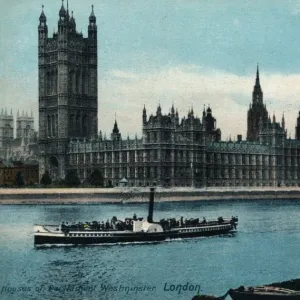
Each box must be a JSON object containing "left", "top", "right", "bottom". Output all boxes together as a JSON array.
[{"left": 1, "top": 1, "right": 300, "bottom": 300}]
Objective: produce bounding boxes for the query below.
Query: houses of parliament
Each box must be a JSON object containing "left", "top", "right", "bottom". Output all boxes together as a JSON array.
[{"left": 3, "top": 1, "right": 300, "bottom": 187}]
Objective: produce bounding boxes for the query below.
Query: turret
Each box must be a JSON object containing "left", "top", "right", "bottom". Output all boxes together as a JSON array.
[
  {"left": 143, "top": 105, "right": 147, "bottom": 124},
  {"left": 88, "top": 5, "right": 97, "bottom": 41},
  {"left": 111, "top": 119, "right": 121, "bottom": 141},
  {"left": 156, "top": 104, "right": 162, "bottom": 117},
  {"left": 58, "top": 0, "right": 67, "bottom": 30},
  {"left": 38, "top": 5, "right": 48, "bottom": 42}
]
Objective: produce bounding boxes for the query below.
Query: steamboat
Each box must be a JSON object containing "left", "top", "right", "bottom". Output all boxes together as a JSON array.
[{"left": 34, "top": 187, "right": 238, "bottom": 246}]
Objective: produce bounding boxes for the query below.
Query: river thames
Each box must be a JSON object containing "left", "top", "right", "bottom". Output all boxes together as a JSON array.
[{"left": 0, "top": 199, "right": 300, "bottom": 300}]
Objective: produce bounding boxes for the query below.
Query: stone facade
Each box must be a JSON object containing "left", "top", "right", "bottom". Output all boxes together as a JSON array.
[
  {"left": 38, "top": 3, "right": 98, "bottom": 181},
  {"left": 68, "top": 105, "right": 221, "bottom": 187},
  {"left": 37, "top": 2, "right": 300, "bottom": 188}
]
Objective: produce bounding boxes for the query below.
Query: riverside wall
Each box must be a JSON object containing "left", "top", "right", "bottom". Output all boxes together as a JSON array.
[{"left": 0, "top": 187, "right": 300, "bottom": 204}]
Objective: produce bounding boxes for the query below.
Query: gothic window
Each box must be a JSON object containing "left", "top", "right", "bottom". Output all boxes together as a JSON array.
[
  {"left": 82, "top": 115, "right": 87, "bottom": 136},
  {"left": 50, "top": 70, "right": 55, "bottom": 94},
  {"left": 55, "top": 115, "right": 58, "bottom": 136},
  {"left": 76, "top": 70, "right": 81, "bottom": 94},
  {"left": 69, "top": 115, "right": 74, "bottom": 136},
  {"left": 76, "top": 115, "right": 80, "bottom": 136},
  {"left": 51, "top": 115, "right": 55, "bottom": 137},
  {"left": 46, "top": 72, "right": 51, "bottom": 95},
  {"left": 153, "top": 132, "right": 157, "bottom": 143},
  {"left": 53, "top": 69, "right": 57, "bottom": 94},
  {"left": 122, "top": 152, "right": 127, "bottom": 162},
  {"left": 48, "top": 115, "right": 51, "bottom": 136},
  {"left": 71, "top": 71, "right": 76, "bottom": 93},
  {"left": 82, "top": 71, "right": 87, "bottom": 94}
]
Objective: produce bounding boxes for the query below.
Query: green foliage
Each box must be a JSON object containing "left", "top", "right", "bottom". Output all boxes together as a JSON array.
[
  {"left": 15, "top": 172, "right": 25, "bottom": 187},
  {"left": 65, "top": 170, "right": 80, "bottom": 187},
  {"left": 40, "top": 170, "right": 52, "bottom": 187},
  {"left": 88, "top": 169, "right": 104, "bottom": 187}
]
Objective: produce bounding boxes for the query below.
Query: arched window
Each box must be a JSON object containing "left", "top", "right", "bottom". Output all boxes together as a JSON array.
[
  {"left": 46, "top": 72, "right": 51, "bottom": 95},
  {"left": 76, "top": 70, "right": 81, "bottom": 94},
  {"left": 69, "top": 114, "right": 75, "bottom": 136},
  {"left": 71, "top": 71, "right": 76, "bottom": 93},
  {"left": 76, "top": 115, "right": 80, "bottom": 136},
  {"left": 51, "top": 115, "right": 55, "bottom": 137},
  {"left": 48, "top": 115, "right": 51, "bottom": 136},
  {"left": 82, "top": 71, "right": 86, "bottom": 94},
  {"left": 53, "top": 68, "right": 57, "bottom": 94},
  {"left": 55, "top": 114, "right": 58, "bottom": 136},
  {"left": 82, "top": 115, "right": 87, "bottom": 136}
]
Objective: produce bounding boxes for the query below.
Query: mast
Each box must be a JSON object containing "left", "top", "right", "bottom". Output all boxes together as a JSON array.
[{"left": 147, "top": 187, "right": 155, "bottom": 223}]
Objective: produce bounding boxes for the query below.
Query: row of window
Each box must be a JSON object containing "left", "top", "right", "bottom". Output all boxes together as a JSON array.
[
  {"left": 69, "top": 233, "right": 111, "bottom": 237},
  {"left": 180, "top": 226, "right": 226, "bottom": 233}
]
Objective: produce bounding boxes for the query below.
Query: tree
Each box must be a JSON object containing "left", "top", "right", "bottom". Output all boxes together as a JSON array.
[
  {"left": 15, "top": 172, "right": 25, "bottom": 187},
  {"left": 88, "top": 169, "right": 104, "bottom": 187},
  {"left": 40, "top": 170, "right": 52, "bottom": 187},
  {"left": 65, "top": 170, "right": 80, "bottom": 187}
]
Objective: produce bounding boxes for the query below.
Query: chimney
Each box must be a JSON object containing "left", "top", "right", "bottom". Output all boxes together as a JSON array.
[{"left": 147, "top": 187, "right": 155, "bottom": 223}]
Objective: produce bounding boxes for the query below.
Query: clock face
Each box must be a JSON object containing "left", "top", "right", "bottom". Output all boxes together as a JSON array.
[
  {"left": 41, "top": 22, "right": 45, "bottom": 26},
  {"left": 61, "top": 16, "right": 65, "bottom": 21}
]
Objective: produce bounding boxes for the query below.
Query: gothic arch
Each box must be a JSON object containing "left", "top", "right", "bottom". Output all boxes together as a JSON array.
[
  {"left": 82, "top": 115, "right": 87, "bottom": 136},
  {"left": 76, "top": 69, "right": 81, "bottom": 94},
  {"left": 46, "top": 71, "right": 51, "bottom": 95},
  {"left": 69, "top": 114, "right": 75, "bottom": 136},
  {"left": 51, "top": 115, "right": 55, "bottom": 136},
  {"left": 70, "top": 70, "right": 76, "bottom": 93},
  {"left": 75, "top": 114, "right": 81, "bottom": 136},
  {"left": 47, "top": 114, "right": 51, "bottom": 136}
]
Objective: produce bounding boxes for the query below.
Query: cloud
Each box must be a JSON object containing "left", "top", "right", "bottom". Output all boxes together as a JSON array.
[
  {"left": 1, "top": 63, "right": 300, "bottom": 141},
  {"left": 99, "top": 65, "right": 300, "bottom": 140}
]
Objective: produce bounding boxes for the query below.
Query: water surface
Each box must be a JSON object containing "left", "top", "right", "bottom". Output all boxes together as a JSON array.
[{"left": 0, "top": 199, "right": 300, "bottom": 299}]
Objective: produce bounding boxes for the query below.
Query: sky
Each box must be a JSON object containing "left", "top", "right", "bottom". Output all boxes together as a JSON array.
[{"left": 1, "top": 0, "right": 300, "bottom": 139}]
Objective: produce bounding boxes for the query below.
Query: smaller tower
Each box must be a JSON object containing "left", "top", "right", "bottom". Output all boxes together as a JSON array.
[
  {"left": 0, "top": 108, "right": 14, "bottom": 148},
  {"left": 111, "top": 119, "right": 121, "bottom": 141},
  {"left": 16, "top": 110, "right": 35, "bottom": 139},
  {"left": 143, "top": 105, "right": 147, "bottom": 125},
  {"left": 38, "top": 5, "right": 48, "bottom": 44},
  {"left": 156, "top": 104, "right": 162, "bottom": 117}
]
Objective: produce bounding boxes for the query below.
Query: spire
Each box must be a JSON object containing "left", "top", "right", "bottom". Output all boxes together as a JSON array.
[
  {"left": 39, "top": 5, "right": 47, "bottom": 23},
  {"left": 255, "top": 64, "right": 260, "bottom": 87},
  {"left": 89, "top": 4, "right": 96, "bottom": 23},
  {"left": 171, "top": 103, "right": 175, "bottom": 115},
  {"left": 157, "top": 103, "right": 162, "bottom": 116},
  {"left": 207, "top": 105, "right": 212, "bottom": 114},
  {"left": 10, "top": 108, "right": 12, "bottom": 116},
  {"left": 282, "top": 113, "right": 285, "bottom": 129},
  {"left": 59, "top": 0, "right": 67, "bottom": 18},
  {"left": 113, "top": 118, "right": 119, "bottom": 134}
]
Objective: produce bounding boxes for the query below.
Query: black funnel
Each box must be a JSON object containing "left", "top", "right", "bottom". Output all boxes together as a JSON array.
[{"left": 147, "top": 187, "right": 155, "bottom": 223}]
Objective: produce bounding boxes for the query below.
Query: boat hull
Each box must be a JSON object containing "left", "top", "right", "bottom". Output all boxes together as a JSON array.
[
  {"left": 34, "top": 226, "right": 234, "bottom": 245},
  {"left": 229, "top": 290, "right": 300, "bottom": 300}
]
